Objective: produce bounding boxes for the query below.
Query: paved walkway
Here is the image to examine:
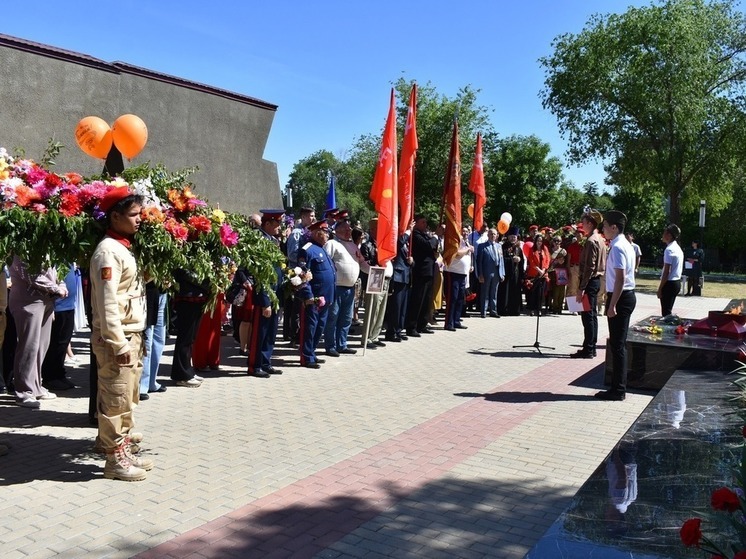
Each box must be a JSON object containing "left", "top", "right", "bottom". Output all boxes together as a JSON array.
[{"left": 0, "top": 292, "right": 732, "bottom": 558}]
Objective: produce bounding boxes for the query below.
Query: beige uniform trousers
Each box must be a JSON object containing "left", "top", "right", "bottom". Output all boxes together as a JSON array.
[{"left": 92, "top": 330, "right": 143, "bottom": 451}]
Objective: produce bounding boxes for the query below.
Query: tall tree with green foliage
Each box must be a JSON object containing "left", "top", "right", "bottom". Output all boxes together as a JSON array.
[{"left": 540, "top": 0, "right": 746, "bottom": 224}]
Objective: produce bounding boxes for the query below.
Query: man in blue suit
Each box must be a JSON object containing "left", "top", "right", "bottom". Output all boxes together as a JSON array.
[
  {"left": 477, "top": 228, "right": 505, "bottom": 318},
  {"left": 296, "top": 220, "right": 336, "bottom": 369},
  {"left": 247, "top": 210, "right": 286, "bottom": 378}
]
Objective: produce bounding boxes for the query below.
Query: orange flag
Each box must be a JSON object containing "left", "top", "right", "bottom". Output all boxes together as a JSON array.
[
  {"left": 369, "top": 89, "right": 398, "bottom": 266},
  {"left": 398, "top": 83, "right": 418, "bottom": 235},
  {"left": 442, "top": 120, "right": 462, "bottom": 266},
  {"left": 468, "top": 132, "right": 486, "bottom": 231}
]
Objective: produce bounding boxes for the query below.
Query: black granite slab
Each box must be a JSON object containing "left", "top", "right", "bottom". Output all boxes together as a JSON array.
[
  {"left": 526, "top": 369, "right": 744, "bottom": 558},
  {"left": 604, "top": 316, "right": 746, "bottom": 389}
]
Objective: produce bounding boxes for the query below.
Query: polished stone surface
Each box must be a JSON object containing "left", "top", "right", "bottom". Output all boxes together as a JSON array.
[
  {"left": 605, "top": 315, "right": 746, "bottom": 389},
  {"left": 527, "top": 369, "right": 744, "bottom": 558}
]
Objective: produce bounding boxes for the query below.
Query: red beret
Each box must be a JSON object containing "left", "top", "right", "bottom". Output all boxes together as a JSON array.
[{"left": 99, "top": 186, "right": 133, "bottom": 214}]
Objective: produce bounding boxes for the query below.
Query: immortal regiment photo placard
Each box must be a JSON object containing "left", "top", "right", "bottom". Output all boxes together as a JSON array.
[{"left": 366, "top": 266, "right": 385, "bottom": 294}]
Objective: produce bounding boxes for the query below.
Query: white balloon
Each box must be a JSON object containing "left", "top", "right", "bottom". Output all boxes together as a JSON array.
[{"left": 500, "top": 212, "right": 513, "bottom": 225}]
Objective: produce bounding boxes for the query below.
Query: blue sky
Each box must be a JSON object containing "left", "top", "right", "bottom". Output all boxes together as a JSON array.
[{"left": 3, "top": 0, "right": 648, "bottom": 193}]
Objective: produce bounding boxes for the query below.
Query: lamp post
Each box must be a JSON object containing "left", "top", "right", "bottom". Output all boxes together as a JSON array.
[{"left": 699, "top": 199, "right": 706, "bottom": 247}]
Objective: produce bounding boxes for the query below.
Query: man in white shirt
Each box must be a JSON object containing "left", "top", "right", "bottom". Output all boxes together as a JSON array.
[
  {"left": 625, "top": 232, "right": 642, "bottom": 274},
  {"left": 324, "top": 219, "right": 361, "bottom": 356},
  {"left": 443, "top": 226, "right": 474, "bottom": 331},
  {"left": 657, "top": 224, "right": 683, "bottom": 317},
  {"left": 597, "top": 210, "right": 637, "bottom": 402}
]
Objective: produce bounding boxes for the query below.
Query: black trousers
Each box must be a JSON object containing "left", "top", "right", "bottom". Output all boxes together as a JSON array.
[
  {"left": 42, "top": 309, "right": 75, "bottom": 382},
  {"left": 660, "top": 279, "right": 680, "bottom": 317},
  {"left": 580, "top": 276, "right": 600, "bottom": 353},
  {"left": 171, "top": 300, "right": 205, "bottom": 381},
  {"left": 406, "top": 276, "right": 433, "bottom": 332},
  {"left": 385, "top": 281, "right": 409, "bottom": 338},
  {"left": 606, "top": 290, "right": 636, "bottom": 394}
]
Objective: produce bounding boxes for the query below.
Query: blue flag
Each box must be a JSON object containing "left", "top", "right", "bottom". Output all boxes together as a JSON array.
[{"left": 326, "top": 173, "right": 337, "bottom": 210}]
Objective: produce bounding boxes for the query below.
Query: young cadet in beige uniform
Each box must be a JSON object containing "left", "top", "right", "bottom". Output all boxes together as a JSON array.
[{"left": 90, "top": 187, "right": 152, "bottom": 481}]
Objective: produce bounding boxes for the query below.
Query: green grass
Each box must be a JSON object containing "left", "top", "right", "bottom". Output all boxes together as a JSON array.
[{"left": 634, "top": 277, "right": 746, "bottom": 299}]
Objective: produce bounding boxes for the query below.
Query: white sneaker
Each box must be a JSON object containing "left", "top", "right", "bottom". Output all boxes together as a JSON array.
[
  {"left": 193, "top": 374, "right": 204, "bottom": 382},
  {"left": 37, "top": 391, "right": 57, "bottom": 400},
  {"left": 17, "top": 396, "right": 41, "bottom": 409},
  {"left": 176, "top": 378, "right": 202, "bottom": 388}
]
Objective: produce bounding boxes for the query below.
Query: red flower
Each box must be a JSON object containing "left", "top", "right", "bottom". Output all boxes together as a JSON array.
[
  {"left": 14, "top": 184, "right": 42, "bottom": 207},
  {"left": 59, "top": 191, "right": 83, "bottom": 217},
  {"left": 164, "top": 218, "right": 189, "bottom": 242},
  {"left": 711, "top": 487, "right": 741, "bottom": 512},
  {"left": 680, "top": 518, "right": 702, "bottom": 547},
  {"left": 64, "top": 172, "right": 83, "bottom": 185},
  {"left": 188, "top": 215, "right": 212, "bottom": 234}
]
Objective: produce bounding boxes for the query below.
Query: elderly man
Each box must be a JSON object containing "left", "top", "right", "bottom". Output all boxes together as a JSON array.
[
  {"left": 477, "top": 228, "right": 505, "bottom": 318},
  {"left": 297, "top": 221, "right": 336, "bottom": 369},
  {"left": 323, "top": 219, "right": 361, "bottom": 357}
]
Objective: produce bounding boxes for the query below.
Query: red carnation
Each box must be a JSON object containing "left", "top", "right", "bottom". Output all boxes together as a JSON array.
[
  {"left": 711, "top": 487, "right": 741, "bottom": 512},
  {"left": 187, "top": 215, "right": 212, "bottom": 234},
  {"left": 680, "top": 518, "right": 702, "bottom": 547},
  {"left": 164, "top": 218, "right": 189, "bottom": 242},
  {"left": 59, "top": 191, "right": 83, "bottom": 217}
]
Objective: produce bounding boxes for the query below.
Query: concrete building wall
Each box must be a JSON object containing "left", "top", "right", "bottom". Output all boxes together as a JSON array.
[{"left": 0, "top": 34, "right": 281, "bottom": 213}]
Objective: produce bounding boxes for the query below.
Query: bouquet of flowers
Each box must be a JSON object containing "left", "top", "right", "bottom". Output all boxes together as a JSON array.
[
  {"left": 284, "top": 266, "right": 313, "bottom": 290},
  {"left": 0, "top": 145, "right": 284, "bottom": 308}
]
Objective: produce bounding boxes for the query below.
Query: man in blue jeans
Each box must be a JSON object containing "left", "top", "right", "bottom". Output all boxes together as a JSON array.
[{"left": 323, "top": 219, "right": 361, "bottom": 357}]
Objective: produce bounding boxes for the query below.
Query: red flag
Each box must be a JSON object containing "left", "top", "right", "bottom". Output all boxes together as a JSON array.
[
  {"left": 398, "top": 84, "right": 418, "bottom": 235},
  {"left": 369, "top": 89, "right": 398, "bottom": 266},
  {"left": 442, "top": 120, "right": 462, "bottom": 266},
  {"left": 468, "top": 132, "right": 486, "bottom": 231}
]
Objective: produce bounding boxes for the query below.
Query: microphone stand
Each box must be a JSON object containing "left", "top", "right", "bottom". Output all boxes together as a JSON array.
[{"left": 513, "top": 274, "right": 554, "bottom": 355}]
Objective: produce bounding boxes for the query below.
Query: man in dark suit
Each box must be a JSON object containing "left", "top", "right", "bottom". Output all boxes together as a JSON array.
[
  {"left": 405, "top": 215, "right": 437, "bottom": 337},
  {"left": 477, "top": 228, "right": 505, "bottom": 318},
  {"left": 384, "top": 231, "right": 412, "bottom": 342}
]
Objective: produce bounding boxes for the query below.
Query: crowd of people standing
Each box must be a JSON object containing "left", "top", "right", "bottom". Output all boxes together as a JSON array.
[{"left": 0, "top": 193, "right": 699, "bottom": 471}]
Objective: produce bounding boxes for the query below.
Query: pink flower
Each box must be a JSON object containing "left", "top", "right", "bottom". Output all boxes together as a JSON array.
[
  {"left": 219, "top": 223, "right": 238, "bottom": 247},
  {"left": 316, "top": 296, "right": 325, "bottom": 308},
  {"left": 78, "top": 181, "right": 110, "bottom": 207},
  {"left": 25, "top": 166, "right": 47, "bottom": 186}
]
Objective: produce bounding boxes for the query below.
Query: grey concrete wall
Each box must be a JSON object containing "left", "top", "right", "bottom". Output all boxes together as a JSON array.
[{"left": 0, "top": 38, "right": 281, "bottom": 213}]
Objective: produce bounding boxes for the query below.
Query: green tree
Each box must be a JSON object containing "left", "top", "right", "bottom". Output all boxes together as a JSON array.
[
  {"left": 483, "top": 134, "right": 572, "bottom": 229},
  {"left": 540, "top": 0, "right": 746, "bottom": 224},
  {"left": 286, "top": 150, "right": 344, "bottom": 213}
]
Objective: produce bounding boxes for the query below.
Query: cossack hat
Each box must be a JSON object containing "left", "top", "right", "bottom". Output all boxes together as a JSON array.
[
  {"left": 308, "top": 220, "right": 330, "bottom": 232},
  {"left": 507, "top": 226, "right": 520, "bottom": 236},
  {"left": 260, "top": 209, "right": 285, "bottom": 222},
  {"left": 324, "top": 208, "right": 339, "bottom": 218},
  {"left": 335, "top": 209, "right": 350, "bottom": 221},
  {"left": 99, "top": 186, "right": 133, "bottom": 214}
]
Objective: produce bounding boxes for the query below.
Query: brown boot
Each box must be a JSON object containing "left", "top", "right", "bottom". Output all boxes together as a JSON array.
[
  {"left": 104, "top": 445, "right": 147, "bottom": 481},
  {"left": 123, "top": 436, "right": 154, "bottom": 471}
]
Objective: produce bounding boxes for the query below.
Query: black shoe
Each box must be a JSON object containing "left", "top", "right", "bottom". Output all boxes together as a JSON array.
[
  {"left": 419, "top": 328, "right": 435, "bottom": 334},
  {"left": 373, "top": 340, "right": 386, "bottom": 347},
  {"left": 339, "top": 347, "right": 357, "bottom": 355},
  {"left": 489, "top": 313, "right": 500, "bottom": 318},
  {"left": 455, "top": 324, "right": 468, "bottom": 330},
  {"left": 570, "top": 350, "right": 594, "bottom": 359},
  {"left": 445, "top": 326, "right": 456, "bottom": 331},
  {"left": 365, "top": 342, "right": 378, "bottom": 349},
  {"left": 594, "top": 390, "right": 625, "bottom": 401},
  {"left": 149, "top": 385, "right": 167, "bottom": 393},
  {"left": 44, "top": 378, "right": 76, "bottom": 391},
  {"left": 399, "top": 334, "right": 409, "bottom": 341},
  {"left": 385, "top": 336, "right": 402, "bottom": 343},
  {"left": 139, "top": 393, "right": 150, "bottom": 400},
  {"left": 248, "top": 370, "right": 270, "bottom": 378},
  {"left": 263, "top": 366, "right": 283, "bottom": 375},
  {"left": 326, "top": 349, "right": 341, "bottom": 357},
  {"left": 304, "top": 362, "right": 321, "bottom": 369},
  {"left": 316, "top": 358, "right": 326, "bottom": 364},
  {"left": 406, "top": 330, "right": 421, "bottom": 338}
]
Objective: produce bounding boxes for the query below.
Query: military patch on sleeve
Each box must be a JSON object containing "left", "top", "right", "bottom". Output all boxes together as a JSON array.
[
  {"left": 101, "top": 267, "right": 112, "bottom": 281},
  {"left": 302, "top": 242, "right": 312, "bottom": 251}
]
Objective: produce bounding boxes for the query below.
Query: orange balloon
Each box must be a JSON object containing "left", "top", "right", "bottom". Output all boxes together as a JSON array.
[
  {"left": 112, "top": 114, "right": 148, "bottom": 159},
  {"left": 467, "top": 203, "right": 474, "bottom": 218},
  {"left": 75, "top": 116, "right": 112, "bottom": 159},
  {"left": 497, "top": 219, "right": 509, "bottom": 235}
]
